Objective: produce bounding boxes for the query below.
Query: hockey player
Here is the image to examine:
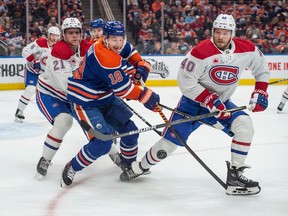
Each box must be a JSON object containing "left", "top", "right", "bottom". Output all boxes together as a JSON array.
[
  {"left": 277, "top": 86, "right": 288, "bottom": 112},
  {"left": 125, "top": 14, "right": 270, "bottom": 195},
  {"left": 14, "top": 26, "right": 60, "bottom": 123},
  {"left": 34, "top": 17, "right": 92, "bottom": 179},
  {"left": 60, "top": 20, "right": 159, "bottom": 187},
  {"left": 89, "top": 18, "right": 105, "bottom": 43}
]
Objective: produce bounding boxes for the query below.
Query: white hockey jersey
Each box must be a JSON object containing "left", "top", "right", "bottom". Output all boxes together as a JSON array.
[
  {"left": 37, "top": 40, "right": 91, "bottom": 102},
  {"left": 178, "top": 37, "right": 270, "bottom": 103},
  {"left": 22, "top": 37, "right": 52, "bottom": 74}
]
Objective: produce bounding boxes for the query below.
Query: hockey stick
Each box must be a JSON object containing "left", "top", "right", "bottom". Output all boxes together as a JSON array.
[
  {"left": 120, "top": 99, "right": 162, "bottom": 136},
  {"left": 156, "top": 105, "right": 227, "bottom": 189},
  {"left": 159, "top": 103, "right": 234, "bottom": 135},
  {"left": 80, "top": 105, "right": 247, "bottom": 141},
  {"left": 268, "top": 78, "right": 288, "bottom": 85}
]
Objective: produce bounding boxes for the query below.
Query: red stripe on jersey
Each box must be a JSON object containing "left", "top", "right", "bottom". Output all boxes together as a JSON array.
[
  {"left": 47, "top": 134, "right": 62, "bottom": 143},
  {"left": 26, "top": 54, "right": 35, "bottom": 62},
  {"left": 232, "top": 139, "right": 251, "bottom": 146},
  {"left": 149, "top": 148, "right": 160, "bottom": 162},
  {"left": 21, "top": 95, "right": 30, "bottom": 101},
  {"left": 194, "top": 89, "right": 211, "bottom": 103}
]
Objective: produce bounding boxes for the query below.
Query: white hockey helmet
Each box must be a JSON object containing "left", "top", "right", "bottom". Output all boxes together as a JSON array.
[
  {"left": 48, "top": 26, "right": 60, "bottom": 36},
  {"left": 212, "top": 14, "right": 236, "bottom": 37},
  {"left": 61, "top": 17, "right": 82, "bottom": 33}
]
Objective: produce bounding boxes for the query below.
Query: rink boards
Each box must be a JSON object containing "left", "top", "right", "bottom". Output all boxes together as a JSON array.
[{"left": 0, "top": 55, "right": 287, "bottom": 90}]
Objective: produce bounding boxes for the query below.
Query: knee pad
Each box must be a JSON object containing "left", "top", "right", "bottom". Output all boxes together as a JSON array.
[
  {"left": 49, "top": 113, "right": 73, "bottom": 139},
  {"left": 231, "top": 115, "right": 254, "bottom": 141},
  {"left": 23, "top": 85, "right": 36, "bottom": 99},
  {"left": 118, "top": 120, "right": 139, "bottom": 146}
]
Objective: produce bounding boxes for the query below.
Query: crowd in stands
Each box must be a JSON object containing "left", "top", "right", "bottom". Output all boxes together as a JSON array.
[
  {"left": 125, "top": 0, "right": 288, "bottom": 55},
  {"left": 0, "top": 0, "right": 85, "bottom": 56},
  {"left": 0, "top": 0, "right": 287, "bottom": 56}
]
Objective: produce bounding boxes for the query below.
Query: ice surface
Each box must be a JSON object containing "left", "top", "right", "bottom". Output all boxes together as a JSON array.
[{"left": 0, "top": 86, "right": 287, "bottom": 216}]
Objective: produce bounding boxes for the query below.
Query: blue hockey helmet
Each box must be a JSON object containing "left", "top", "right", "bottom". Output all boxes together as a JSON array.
[
  {"left": 90, "top": 18, "right": 105, "bottom": 29},
  {"left": 104, "top": 21, "right": 126, "bottom": 37}
]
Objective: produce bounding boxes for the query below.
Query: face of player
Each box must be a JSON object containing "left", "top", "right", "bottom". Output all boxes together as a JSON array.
[
  {"left": 90, "top": 28, "right": 103, "bottom": 40},
  {"left": 48, "top": 33, "right": 60, "bottom": 47},
  {"left": 106, "top": 35, "right": 125, "bottom": 53},
  {"left": 213, "top": 28, "right": 232, "bottom": 50},
  {"left": 64, "top": 28, "right": 81, "bottom": 47}
]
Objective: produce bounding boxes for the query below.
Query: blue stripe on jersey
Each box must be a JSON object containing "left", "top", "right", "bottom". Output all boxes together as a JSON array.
[
  {"left": 231, "top": 149, "right": 248, "bottom": 155},
  {"left": 44, "top": 142, "right": 59, "bottom": 150},
  {"left": 38, "top": 79, "right": 68, "bottom": 102}
]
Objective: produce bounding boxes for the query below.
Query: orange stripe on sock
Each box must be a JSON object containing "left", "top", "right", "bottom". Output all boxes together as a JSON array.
[{"left": 74, "top": 104, "right": 94, "bottom": 140}]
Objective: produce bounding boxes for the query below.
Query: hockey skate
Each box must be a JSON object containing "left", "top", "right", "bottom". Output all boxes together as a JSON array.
[
  {"left": 120, "top": 161, "right": 149, "bottom": 182},
  {"left": 109, "top": 152, "right": 122, "bottom": 168},
  {"left": 277, "top": 102, "right": 285, "bottom": 112},
  {"left": 61, "top": 161, "right": 76, "bottom": 187},
  {"left": 14, "top": 109, "right": 25, "bottom": 123},
  {"left": 35, "top": 157, "right": 51, "bottom": 180},
  {"left": 225, "top": 161, "right": 261, "bottom": 195}
]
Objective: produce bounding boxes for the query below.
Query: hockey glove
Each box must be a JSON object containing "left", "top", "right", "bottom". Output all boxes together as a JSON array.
[
  {"left": 134, "top": 66, "right": 149, "bottom": 84},
  {"left": 138, "top": 87, "right": 160, "bottom": 112},
  {"left": 203, "top": 93, "right": 231, "bottom": 119},
  {"left": 134, "top": 61, "right": 151, "bottom": 84},
  {"left": 249, "top": 89, "right": 268, "bottom": 112},
  {"left": 28, "top": 59, "right": 41, "bottom": 74}
]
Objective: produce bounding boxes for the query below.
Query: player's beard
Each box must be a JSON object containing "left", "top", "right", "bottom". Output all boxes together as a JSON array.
[{"left": 215, "top": 39, "right": 230, "bottom": 50}]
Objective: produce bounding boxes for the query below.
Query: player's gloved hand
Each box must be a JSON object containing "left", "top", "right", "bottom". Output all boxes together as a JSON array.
[
  {"left": 249, "top": 89, "right": 268, "bottom": 112},
  {"left": 138, "top": 87, "right": 160, "bottom": 112},
  {"left": 203, "top": 93, "right": 231, "bottom": 119},
  {"left": 134, "top": 66, "right": 149, "bottom": 84},
  {"left": 29, "top": 59, "right": 41, "bottom": 73},
  {"left": 134, "top": 61, "right": 151, "bottom": 85}
]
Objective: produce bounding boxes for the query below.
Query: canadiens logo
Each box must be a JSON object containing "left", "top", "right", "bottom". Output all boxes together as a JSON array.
[{"left": 209, "top": 65, "right": 239, "bottom": 85}]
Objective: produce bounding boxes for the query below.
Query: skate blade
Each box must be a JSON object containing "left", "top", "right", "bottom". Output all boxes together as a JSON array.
[
  {"left": 226, "top": 186, "right": 261, "bottom": 195},
  {"left": 142, "top": 170, "right": 151, "bottom": 175},
  {"left": 14, "top": 118, "right": 24, "bottom": 123},
  {"left": 60, "top": 169, "right": 71, "bottom": 188},
  {"left": 34, "top": 173, "right": 45, "bottom": 180},
  {"left": 60, "top": 179, "right": 68, "bottom": 188}
]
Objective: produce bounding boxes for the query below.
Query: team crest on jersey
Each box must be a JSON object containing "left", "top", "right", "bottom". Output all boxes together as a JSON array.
[{"left": 209, "top": 65, "right": 239, "bottom": 85}]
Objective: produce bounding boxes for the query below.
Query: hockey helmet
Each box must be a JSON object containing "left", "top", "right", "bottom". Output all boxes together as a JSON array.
[
  {"left": 212, "top": 14, "right": 236, "bottom": 37},
  {"left": 48, "top": 26, "right": 60, "bottom": 36},
  {"left": 103, "top": 21, "right": 126, "bottom": 37},
  {"left": 61, "top": 17, "right": 82, "bottom": 33},
  {"left": 90, "top": 18, "right": 105, "bottom": 29}
]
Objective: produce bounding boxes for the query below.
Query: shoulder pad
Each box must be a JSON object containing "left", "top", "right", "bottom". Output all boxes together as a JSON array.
[
  {"left": 51, "top": 41, "right": 74, "bottom": 60},
  {"left": 94, "top": 42, "right": 122, "bottom": 68},
  {"left": 80, "top": 40, "right": 92, "bottom": 57},
  {"left": 233, "top": 38, "right": 255, "bottom": 53},
  {"left": 35, "top": 38, "right": 49, "bottom": 48},
  {"left": 191, "top": 39, "right": 220, "bottom": 59}
]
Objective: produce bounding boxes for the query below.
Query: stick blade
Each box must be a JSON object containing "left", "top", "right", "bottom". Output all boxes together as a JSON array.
[{"left": 80, "top": 120, "right": 111, "bottom": 141}]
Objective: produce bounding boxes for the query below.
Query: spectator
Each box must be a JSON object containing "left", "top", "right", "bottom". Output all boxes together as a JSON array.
[
  {"left": 151, "top": 41, "right": 161, "bottom": 54},
  {"left": 178, "top": 36, "right": 189, "bottom": 54},
  {"left": 166, "top": 41, "right": 180, "bottom": 54},
  {"left": 180, "top": 23, "right": 197, "bottom": 44}
]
